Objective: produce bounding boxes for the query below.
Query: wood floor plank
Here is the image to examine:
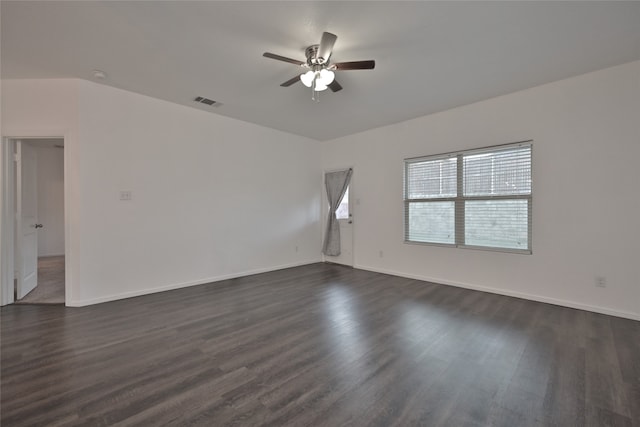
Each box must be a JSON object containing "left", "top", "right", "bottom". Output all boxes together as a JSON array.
[{"left": 2, "top": 263, "right": 639, "bottom": 426}]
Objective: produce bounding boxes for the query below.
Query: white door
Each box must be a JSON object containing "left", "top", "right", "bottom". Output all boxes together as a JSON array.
[
  {"left": 16, "top": 141, "right": 39, "bottom": 299},
  {"left": 327, "top": 186, "right": 353, "bottom": 266}
]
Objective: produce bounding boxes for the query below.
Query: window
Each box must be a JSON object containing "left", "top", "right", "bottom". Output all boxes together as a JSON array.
[
  {"left": 404, "top": 142, "right": 532, "bottom": 253},
  {"left": 335, "top": 186, "right": 349, "bottom": 220}
]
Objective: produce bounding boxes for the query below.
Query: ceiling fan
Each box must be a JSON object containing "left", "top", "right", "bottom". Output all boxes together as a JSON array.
[{"left": 263, "top": 32, "right": 375, "bottom": 100}]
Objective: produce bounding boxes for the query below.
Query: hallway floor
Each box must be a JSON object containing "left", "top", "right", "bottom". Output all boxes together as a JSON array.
[{"left": 15, "top": 256, "right": 65, "bottom": 305}]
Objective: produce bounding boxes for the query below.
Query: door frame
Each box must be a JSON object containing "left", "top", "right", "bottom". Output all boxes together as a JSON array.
[
  {"left": 1, "top": 135, "right": 68, "bottom": 306},
  {"left": 0, "top": 138, "right": 16, "bottom": 305},
  {"left": 321, "top": 166, "right": 355, "bottom": 267}
]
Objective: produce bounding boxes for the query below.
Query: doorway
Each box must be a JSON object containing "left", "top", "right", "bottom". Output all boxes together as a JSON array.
[
  {"left": 323, "top": 169, "right": 354, "bottom": 267},
  {"left": 1, "top": 137, "right": 65, "bottom": 305}
]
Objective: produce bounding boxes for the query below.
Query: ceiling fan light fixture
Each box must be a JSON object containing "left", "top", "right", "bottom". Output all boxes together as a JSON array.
[
  {"left": 314, "top": 80, "right": 328, "bottom": 91},
  {"left": 318, "top": 69, "right": 335, "bottom": 85},
  {"left": 300, "top": 70, "right": 315, "bottom": 87}
]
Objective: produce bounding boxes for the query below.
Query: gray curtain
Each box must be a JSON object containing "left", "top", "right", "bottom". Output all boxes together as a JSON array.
[{"left": 322, "top": 169, "right": 352, "bottom": 256}]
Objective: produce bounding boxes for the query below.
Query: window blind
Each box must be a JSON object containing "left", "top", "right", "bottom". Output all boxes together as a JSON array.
[{"left": 404, "top": 141, "right": 532, "bottom": 253}]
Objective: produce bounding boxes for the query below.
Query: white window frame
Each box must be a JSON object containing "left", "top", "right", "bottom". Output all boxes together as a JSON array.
[{"left": 404, "top": 140, "right": 532, "bottom": 254}]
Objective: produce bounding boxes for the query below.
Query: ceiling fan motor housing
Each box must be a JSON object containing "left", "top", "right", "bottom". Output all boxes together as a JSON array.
[{"left": 305, "top": 45, "right": 329, "bottom": 66}]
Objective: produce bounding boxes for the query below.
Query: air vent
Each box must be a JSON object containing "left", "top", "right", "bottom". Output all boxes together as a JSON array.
[{"left": 194, "top": 96, "right": 219, "bottom": 106}]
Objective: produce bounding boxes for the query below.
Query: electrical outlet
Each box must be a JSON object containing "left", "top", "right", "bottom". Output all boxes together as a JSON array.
[
  {"left": 295, "top": 245, "right": 299, "bottom": 252},
  {"left": 379, "top": 250, "right": 384, "bottom": 258},
  {"left": 595, "top": 276, "right": 607, "bottom": 288},
  {"left": 119, "top": 190, "right": 132, "bottom": 201}
]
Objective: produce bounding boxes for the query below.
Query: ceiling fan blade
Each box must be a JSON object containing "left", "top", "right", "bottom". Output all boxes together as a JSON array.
[
  {"left": 328, "top": 80, "right": 343, "bottom": 92},
  {"left": 317, "top": 32, "right": 337, "bottom": 63},
  {"left": 280, "top": 75, "right": 301, "bottom": 87},
  {"left": 333, "top": 60, "right": 375, "bottom": 70},
  {"left": 263, "top": 52, "right": 305, "bottom": 66}
]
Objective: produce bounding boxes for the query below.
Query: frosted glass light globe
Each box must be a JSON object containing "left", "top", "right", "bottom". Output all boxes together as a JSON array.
[
  {"left": 314, "top": 81, "right": 328, "bottom": 91},
  {"left": 300, "top": 70, "right": 315, "bottom": 87},
  {"left": 318, "top": 69, "right": 335, "bottom": 85}
]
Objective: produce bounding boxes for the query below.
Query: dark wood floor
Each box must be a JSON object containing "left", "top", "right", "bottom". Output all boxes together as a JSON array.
[{"left": 1, "top": 263, "right": 638, "bottom": 426}]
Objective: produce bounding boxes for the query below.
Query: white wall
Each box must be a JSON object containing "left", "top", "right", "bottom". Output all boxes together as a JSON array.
[
  {"left": 322, "top": 61, "right": 640, "bottom": 320},
  {"left": 35, "top": 144, "right": 65, "bottom": 256},
  {"left": 2, "top": 79, "right": 322, "bottom": 306}
]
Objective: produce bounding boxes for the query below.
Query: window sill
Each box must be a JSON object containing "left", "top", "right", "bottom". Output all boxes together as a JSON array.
[{"left": 404, "top": 240, "right": 532, "bottom": 255}]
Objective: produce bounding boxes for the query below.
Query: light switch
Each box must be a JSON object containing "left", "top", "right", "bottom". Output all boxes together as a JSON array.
[{"left": 119, "top": 190, "right": 132, "bottom": 201}]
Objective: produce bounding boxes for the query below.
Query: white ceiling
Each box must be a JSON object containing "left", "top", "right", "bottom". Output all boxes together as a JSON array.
[{"left": 2, "top": 1, "right": 639, "bottom": 141}]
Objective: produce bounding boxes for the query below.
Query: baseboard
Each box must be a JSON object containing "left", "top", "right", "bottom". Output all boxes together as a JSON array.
[
  {"left": 355, "top": 264, "right": 640, "bottom": 321},
  {"left": 38, "top": 253, "right": 65, "bottom": 258},
  {"left": 66, "top": 259, "right": 322, "bottom": 307}
]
